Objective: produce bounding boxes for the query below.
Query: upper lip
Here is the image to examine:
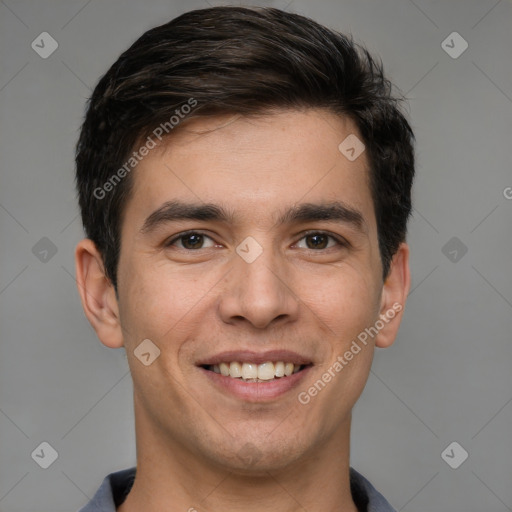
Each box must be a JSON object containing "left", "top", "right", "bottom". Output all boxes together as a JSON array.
[{"left": 196, "top": 350, "right": 313, "bottom": 366}]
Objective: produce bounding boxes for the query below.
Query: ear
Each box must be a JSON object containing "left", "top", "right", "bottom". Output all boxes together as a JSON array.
[
  {"left": 74, "top": 238, "right": 124, "bottom": 349},
  {"left": 374, "top": 242, "right": 411, "bottom": 348}
]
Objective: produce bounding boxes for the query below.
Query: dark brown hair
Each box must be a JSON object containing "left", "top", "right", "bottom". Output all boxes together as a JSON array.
[{"left": 75, "top": 6, "right": 415, "bottom": 290}]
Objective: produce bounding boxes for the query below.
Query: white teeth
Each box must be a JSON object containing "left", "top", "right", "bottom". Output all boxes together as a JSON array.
[
  {"left": 219, "top": 362, "right": 230, "bottom": 376},
  {"left": 241, "top": 363, "right": 258, "bottom": 380},
  {"left": 230, "top": 362, "right": 242, "bottom": 378},
  {"left": 209, "top": 361, "right": 306, "bottom": 380},
  {"left": 274, "top": 361, "right": 285, "bottom": 377},
  {"left": 257, "top": 362, "right": 275, "bottom": 380}
]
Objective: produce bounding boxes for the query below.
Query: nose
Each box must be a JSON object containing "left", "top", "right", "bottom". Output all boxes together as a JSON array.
[{"left": 217, "top": 240, "right": 300, "bottom": 330}]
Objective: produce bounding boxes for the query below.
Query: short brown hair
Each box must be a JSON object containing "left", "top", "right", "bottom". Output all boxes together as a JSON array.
[{"left": 75, "top": 6, "right": 415, "bottom": 290}]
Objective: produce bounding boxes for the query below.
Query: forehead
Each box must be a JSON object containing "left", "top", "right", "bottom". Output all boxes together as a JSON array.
[{"left": 124, "top": 109, "right": 375, "bottom": 232}]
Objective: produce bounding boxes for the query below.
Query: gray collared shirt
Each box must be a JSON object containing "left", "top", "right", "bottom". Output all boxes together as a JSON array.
[{"left": 78, "top": 466, "right": 396, "bottom": 512}]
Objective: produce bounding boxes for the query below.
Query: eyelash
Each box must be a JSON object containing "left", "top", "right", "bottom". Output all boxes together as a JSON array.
[{"left": 164, "top": 230, "right": 348, "bottom": 251}]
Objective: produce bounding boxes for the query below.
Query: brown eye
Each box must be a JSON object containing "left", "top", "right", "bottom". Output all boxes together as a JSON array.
[
  {"left": 166, "top": 231, "right": 216, "bottom": 250},
  {"left": 296, "top": 231, "right": 344, "bottom": 250},
  {"left": 181, "top": 234, "right": 204, "bottom": 249},
  {"left": 305, "top": 234, "right": 329, "bottom": 249}
]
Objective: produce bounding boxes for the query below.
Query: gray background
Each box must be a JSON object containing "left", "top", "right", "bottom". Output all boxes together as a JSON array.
[{"left": 1, "top": 0, "right": 511, "bottom": 511}]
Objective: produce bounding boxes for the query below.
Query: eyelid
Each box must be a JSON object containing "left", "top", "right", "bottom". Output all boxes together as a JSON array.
[
  {"left": 165, "top": 230, "right": 216, "bottom": 248},
  {"left": 165, "top": 229, "right": 348, "bottom": 250},
  {"left": 292, "top": 229, "right": 349, "bottom": 249}
]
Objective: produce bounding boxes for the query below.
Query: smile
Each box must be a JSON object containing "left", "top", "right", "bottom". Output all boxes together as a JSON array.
[{"left": 203, "top": 361, "right": 308, "bottom": 382}]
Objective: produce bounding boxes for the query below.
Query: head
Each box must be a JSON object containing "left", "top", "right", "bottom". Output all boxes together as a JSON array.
[{"left": 75, "top": 6, "right": 413, "bottom": 474}]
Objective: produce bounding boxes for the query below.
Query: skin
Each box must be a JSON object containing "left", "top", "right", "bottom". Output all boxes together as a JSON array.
[{"left": 75, "top": 109, "right": 410, "bottom": 512}]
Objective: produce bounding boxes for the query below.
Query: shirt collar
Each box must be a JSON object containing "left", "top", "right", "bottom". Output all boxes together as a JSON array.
[{"left": 78, "top": 466, "right": 396, "bottom": 512}]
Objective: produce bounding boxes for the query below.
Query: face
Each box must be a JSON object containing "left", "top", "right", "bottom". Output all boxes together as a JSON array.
[{"left": 77, "top": 109, "right": 409, "bottom": 474}]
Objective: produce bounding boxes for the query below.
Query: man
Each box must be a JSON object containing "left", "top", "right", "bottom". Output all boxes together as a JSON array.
[{"left": 74, "top": 6, "right": 414, "bottom": 511}]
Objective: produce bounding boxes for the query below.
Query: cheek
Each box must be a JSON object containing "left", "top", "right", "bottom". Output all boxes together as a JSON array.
[
  {"left": 297, "top": 263, "right": 381, "bottom": 346},
  {"left": 118, "top": 257, "right": 220, "bottom": 350},
  {"left": 297, "top": 270, "right": 379, "bottom": 429}
]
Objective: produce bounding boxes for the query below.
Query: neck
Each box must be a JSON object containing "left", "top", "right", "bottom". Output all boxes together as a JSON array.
[{"left": 118, "top": 404, "right": 358, "bottom": 512}]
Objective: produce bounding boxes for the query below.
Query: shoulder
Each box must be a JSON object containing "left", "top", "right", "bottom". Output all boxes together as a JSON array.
[
  {"left": 350, "top": 467, "right": 397, "bottom": 512},
  {"left": 77, "top": 467, "right": 136, "bottom": 512}
]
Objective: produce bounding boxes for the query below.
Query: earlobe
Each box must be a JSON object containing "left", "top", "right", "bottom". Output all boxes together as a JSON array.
[
  {"left": 74, "top": 239, "right": 124, "bottom": 349},
  {"left": 375, "top": 242, "right": 411, "bottom": 348}
]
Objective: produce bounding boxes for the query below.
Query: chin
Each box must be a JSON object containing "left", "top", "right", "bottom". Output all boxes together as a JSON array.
[{"left": 204, "top": 433, "right": 310, "bottom": 475}]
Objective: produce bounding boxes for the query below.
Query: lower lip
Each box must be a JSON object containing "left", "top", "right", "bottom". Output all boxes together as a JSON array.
[{"left": 199, "top": 366, "right": 312, "bottom": 402}]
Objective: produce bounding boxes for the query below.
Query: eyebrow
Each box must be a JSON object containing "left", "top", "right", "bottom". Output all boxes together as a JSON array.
[{"left": 140, "top": 199, "right": 367, "bottom": 235}]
